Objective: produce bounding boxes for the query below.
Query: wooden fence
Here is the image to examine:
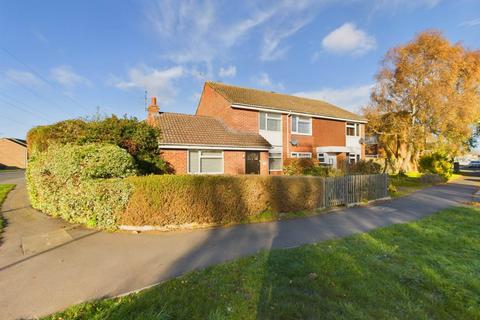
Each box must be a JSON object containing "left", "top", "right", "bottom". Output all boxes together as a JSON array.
[{"left": 324, "top": 174, "right": 389, "bottom": 208}]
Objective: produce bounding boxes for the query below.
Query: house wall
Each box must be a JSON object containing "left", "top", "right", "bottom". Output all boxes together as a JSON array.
[
  {"left": 162, "top": 149, "right": 270, "bottom": 175},
  {"left": 224, "top": 151, "right": 245, "bottom": 174},
  {"left": 286, "top": 117, "right": 347, "bottom": 157},
  {"left": 161, "top": 149, "right": 187, "bottom": 174},
  {"left": 196, "top": 84, "right": 259, "bottom": 133},
  {"left": 0, "top": 139, "right": 27, "bottom": 169}
]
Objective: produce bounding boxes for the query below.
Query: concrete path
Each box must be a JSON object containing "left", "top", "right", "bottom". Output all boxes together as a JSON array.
[{"left": 0, "top": 170, "right": 478, "bottom": 319}]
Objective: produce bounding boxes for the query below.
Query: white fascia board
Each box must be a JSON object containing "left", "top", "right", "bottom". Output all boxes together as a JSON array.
[
  {"left": 159, "top": 144, "right": 270, "bottom": 151},
  {"left": 231, "top": 103, "right": 367, "bottom": 124}
]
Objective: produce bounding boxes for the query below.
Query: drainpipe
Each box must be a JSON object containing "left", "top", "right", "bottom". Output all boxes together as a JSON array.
[{"left": 286, "top": 112, "right": 292, "bottom": 158}]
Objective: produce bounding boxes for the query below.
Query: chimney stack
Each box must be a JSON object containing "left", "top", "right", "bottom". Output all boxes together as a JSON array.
[{"left": 146, "top": 96, "right": 160, "bottom": 124}]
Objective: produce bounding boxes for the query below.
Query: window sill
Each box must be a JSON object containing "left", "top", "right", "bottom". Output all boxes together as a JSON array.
[{"left": 291, "top": 132, "right": 312, "bottom": 136}]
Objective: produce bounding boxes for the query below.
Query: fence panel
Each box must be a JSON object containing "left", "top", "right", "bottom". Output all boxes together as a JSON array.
[{"left": 322, "top": 174, "right": 388, "bottom": 208}]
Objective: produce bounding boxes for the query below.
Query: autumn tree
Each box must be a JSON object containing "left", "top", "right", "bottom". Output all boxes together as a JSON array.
[{"left": 364, "top": 31, "right": 480, "bottom": 173}]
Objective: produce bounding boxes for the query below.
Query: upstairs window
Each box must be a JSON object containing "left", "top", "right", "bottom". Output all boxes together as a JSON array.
[
  {"left": 291, "top": 115, "right": 312, "bottom": 135},
  {"left": 260, "top": 112, "right": 281, "bottom": 132},
  {"left": 346, "top": 122, "right": 360, "bottom": 136}
]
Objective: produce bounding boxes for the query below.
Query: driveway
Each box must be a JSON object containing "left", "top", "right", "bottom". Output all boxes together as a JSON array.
[{"left": 0, "top": 170, "right": 478, "bottom": 319}]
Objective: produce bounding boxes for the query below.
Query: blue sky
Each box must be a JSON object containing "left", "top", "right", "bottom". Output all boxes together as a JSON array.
[{"left": 1, "top": 0, "right": 479, "bottom": 139}]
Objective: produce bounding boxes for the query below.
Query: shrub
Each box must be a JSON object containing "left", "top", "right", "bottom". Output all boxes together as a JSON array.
[
  {"left": 283, "top": 158, "right": 344, "bottom": 177},
  {"left": 120, "top": 175, "right": 327, "bottom": 226},
  {"left": 419, "top": 152, "right": 453, "bottom": 179},
  {"left": 27, "top": 115, "right": 168, "bottom": 174},
  {"left": 283, "top": 158, "right": 316, "bottom": 175},
  {"left": 347, "top": 160, "right": 382, "bottom": 175},
  {"left": 27, "top": 144, "right": 135, "bottom": 228}
]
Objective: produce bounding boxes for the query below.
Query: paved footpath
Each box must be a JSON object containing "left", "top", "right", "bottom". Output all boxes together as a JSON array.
[{"left": 0, "top": 170, "right": 478, "bottom": 319}]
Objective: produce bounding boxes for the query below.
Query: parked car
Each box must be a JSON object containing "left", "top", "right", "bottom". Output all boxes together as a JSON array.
[{"left": 469, "top": 160, "right": 480, "bottom": 168}]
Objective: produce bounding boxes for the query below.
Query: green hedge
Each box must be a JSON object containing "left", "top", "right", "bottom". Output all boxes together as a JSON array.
[
  {"left": 27, "top": 116, "right": 169, "bottom": 174},
  {"left": 120, "top": 175, "right": 326, "bottom": 226},
  {"left": 27, "top": 144, "right": 136, "bottom": 228}
]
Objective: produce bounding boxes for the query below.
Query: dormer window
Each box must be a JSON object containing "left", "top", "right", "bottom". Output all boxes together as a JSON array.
[{"left": 291, "top": 115, "right": 311, "bottom": 135}]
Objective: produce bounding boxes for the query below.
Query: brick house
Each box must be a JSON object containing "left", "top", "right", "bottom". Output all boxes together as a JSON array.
[
  {"left": 148, "top": 82, "right": 366, "bottom": 175},
  {"left": 0, "top": 137, "right": 27, "bottom": 169}
]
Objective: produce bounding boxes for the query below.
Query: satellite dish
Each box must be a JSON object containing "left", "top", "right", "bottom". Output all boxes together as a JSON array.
[{"left": 290, "top": 140, "right": 298, "bottom": 146}]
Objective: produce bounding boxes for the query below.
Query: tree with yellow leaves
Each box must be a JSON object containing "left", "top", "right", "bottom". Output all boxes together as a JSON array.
[{"left": 364, "top": 31, "right": 480, "bottom": 173}]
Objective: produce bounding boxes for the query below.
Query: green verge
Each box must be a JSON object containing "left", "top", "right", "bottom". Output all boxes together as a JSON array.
[
  {"left": 0, "top": 184, "right": 15, "bottom": 234},
  {"left": 45, "top": 205, "right": 480, "bottom": 319},
  {"left": 389, "top": 172, "right": 460, "bottom": 198}
]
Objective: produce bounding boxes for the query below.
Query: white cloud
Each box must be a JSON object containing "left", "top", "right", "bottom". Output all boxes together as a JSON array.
[
  {"left": 252, "top": 72, "right": 284, "bottom": 91},
  {"left": 294, "top": 84, "right": 373, "bottom": 112},
  {"left": 146, "top": 0, "right": 322, "bottom": 68},
  {"left": 219, "top": 65, "right": 237, "bottom": 78},
  {"left": 50, "top": 65, "right": 91, "bottom": 87},
  {"left": 322, "top": 23, "right": 376, "bottom": 56},
  {"left": 114, "top": 66, "right": 185, "bottom": 103},
  {"left": 5, "top": 69, "right": 42, "bottom": 87},
  {"left": 460, "top": 18, "right": 480, "bottom": 27}
]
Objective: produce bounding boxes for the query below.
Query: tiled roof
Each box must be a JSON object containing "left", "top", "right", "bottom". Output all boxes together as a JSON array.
[
  {"left": 207, "top": 81, "right": 366, "bottom": 122},
  {"left": 151, "top": 113, "right": 271, "bottom": 149}
]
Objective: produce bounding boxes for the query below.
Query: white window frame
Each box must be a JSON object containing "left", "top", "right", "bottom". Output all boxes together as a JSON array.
[
  {"left": 291, "top": 152, "right": 312, "bottom": 158},
  {"left": 348, "top": 152, "right": 357, "bottom": 164},
  {"left": 187, "top": 150, "right": 224, "bottom": 174},
  {"left": 317, "top": 152, "right": 326, "bottom": 164},
  {"left": 268, "top": 151, "right": 283, "bottom": 171},
  {"left": 259, "top": 112, "right": 282, "bottom": 132},
  {"left": 291, "top": 115, "right": 312, "bottom": 135},
  {"left": 346, "top": 122, "right": 360, "bottom": 137}
]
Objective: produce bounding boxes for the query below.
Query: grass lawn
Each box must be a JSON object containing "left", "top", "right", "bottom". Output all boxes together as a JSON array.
[
  {"left": 45, "top": 205, "right": 480, "bottom": 320},
  {"left": 389, "top": 172, "right": 460, "bottom": 198},
  {"left": 0, "top": 184, "right": 15, "bottom": 234}
]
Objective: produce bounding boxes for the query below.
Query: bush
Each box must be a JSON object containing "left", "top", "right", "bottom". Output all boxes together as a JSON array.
[
  {"left": 27, "top": 115, "right": 168, "bottom": 174},
  {"left": 27, "top": 144, "right": 135, "bottom": 228},
  {"left": 120, "top": 175, "right": 327, "bottom": 226},
  {"left": 347, "top": 160, "right": 382, "bottom": 175},
  {"left": 283, "top": 158, "right": 344, "bottom": 177},
  {"left": 283, "top": 158, "right": 316, "bottom": 175},
  {"left": 419, "top": 152, "right": 453, "bottom": 179}
]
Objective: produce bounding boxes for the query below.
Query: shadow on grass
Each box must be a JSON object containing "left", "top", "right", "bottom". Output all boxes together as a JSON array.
[{"left": 45, "top": 206, "right": 480, "bottom": 319}]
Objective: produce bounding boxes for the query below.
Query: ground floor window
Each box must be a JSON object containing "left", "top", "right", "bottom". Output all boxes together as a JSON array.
[
  {"left": 348, "top": 153, "right": 357, "bottom": 164},
  {"left": 291, "top": 152, "right": 312, "bottom": 158},
  {"left": 269, "top": 152, "right": 282, "bottom": 171},
  {"left": 188, "top": 150, "right": 223, "bottom": 174},
  {"left": 317, "top": 153, "right": 326, "bottom": 164}
]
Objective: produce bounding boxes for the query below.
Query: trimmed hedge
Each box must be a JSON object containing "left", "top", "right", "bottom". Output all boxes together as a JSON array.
[
  {"left": 120, "top": 175, "right": 326, "bottom": 226},
  {"left": 27, "top": 144, "right": 136, "bottom": 228}
]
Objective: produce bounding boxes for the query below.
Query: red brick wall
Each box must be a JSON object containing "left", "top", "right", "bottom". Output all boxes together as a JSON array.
[
  {"left": 224, "top": 151, "right": 245, "bottom": 174},
  {"left": 260, "top": 151, "right": 269, "bottom": 175},
  {"left": 162, "top": 149, "right": 271, "bottom": 175},
  {"left": 196, "top": 83, "right": 259, "bottom": 133},
  {"left": 161, "top": 149, "right": 187, "bottom": 174},
  {"left": 285, "top": 117, "right": 347, "bottom": 157},
  {"left": 0, "top": 139, "right": 26, "bottom": 168}
]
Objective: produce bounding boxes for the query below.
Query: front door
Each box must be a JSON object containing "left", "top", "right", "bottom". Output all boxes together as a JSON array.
[{"left": 245, "top": 151, "right": 260, "bottom": 174}]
